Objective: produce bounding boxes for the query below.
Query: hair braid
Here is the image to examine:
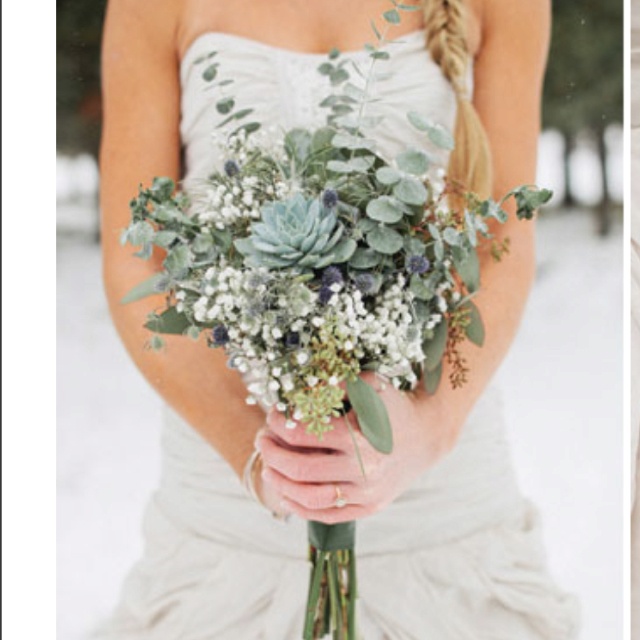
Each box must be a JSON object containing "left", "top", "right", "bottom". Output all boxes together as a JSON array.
[{"left": 423, "top": 0, "right": 493, "bottom": 199}]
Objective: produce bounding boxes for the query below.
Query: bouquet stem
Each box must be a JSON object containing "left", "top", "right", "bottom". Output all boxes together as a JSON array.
[{"left": 303, "top": 521, "right": 357, "bottom": 640}]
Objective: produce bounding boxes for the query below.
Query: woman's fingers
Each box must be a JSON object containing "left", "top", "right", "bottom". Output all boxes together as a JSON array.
[
  {"left": 279, "top": 497, "right": 373, "bottom": 525},
  {"left": 262, "top": 467, "right": 365, "bottom": 511},
  {"left": 258, "top": 433, "right": 361, "bottom": 483}
]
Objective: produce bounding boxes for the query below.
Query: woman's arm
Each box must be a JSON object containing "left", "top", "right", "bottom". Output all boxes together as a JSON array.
[
  {"left": 101, "top": 0, "right": 265, "bottom": 479},
  {"left": 258, "top": 0, "right": 552, "bottom": 523}
]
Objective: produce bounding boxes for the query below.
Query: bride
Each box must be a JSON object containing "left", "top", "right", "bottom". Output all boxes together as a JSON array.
[{"left": 98, "top": 0, "right": 579, "bottom": 637}]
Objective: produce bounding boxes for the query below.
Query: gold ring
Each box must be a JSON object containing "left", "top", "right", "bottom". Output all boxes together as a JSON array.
[{"left": 334, "top": 485, "right": 347, "bottom": 509}]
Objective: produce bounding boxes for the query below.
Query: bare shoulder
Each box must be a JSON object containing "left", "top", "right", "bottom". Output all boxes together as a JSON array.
[
  {"left": 103, "top": 0, "right": 183, "bottom": 62},
  {"left": 473, "top": 0, "right": 551, "bottom": 49}
]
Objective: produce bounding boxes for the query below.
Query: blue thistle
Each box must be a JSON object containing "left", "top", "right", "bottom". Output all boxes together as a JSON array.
[
  {"left": 322, "top": 266, "right": 344, "bottom": 287},
  {"left": 224, "top": 159, "right": 241, "bottom": 177},
  {"left": 322, "top": 189, "right": 339, "bottom": 209},
  {"left": 353, "top": 272, "right": 377, "bottom": 295},
  {"left": 284, "top": 332, "right": 301, "bottom": 348},
  {"left": 406, "top": 255, "right": 430, "bottom": 275},
  {"left": 211, "top": 325, "right": 230, "bottom": 346},
  {"left": 318, "top": 286, "right": 335, "bottom": 305}
]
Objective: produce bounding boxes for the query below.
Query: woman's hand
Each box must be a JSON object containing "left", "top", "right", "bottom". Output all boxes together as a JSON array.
[{"left": 256, "top": 373, "right": 460, "bottom": 524}]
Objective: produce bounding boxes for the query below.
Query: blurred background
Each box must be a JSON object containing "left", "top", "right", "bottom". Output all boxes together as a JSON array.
[{"left": 57, "top": 1, "right": 623, "bottom": 639}]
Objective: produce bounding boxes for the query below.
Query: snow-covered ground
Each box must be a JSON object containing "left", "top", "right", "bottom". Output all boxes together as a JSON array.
[{"left": 57, "top": 199, "right": 622, "bottom": 639}]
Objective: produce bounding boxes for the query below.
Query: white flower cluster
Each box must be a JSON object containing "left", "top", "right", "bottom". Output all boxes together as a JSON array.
[
  {"left": 180, "top": 263, "right": 439, "bottom": 408},
  {"left": 189, "top": 129, "right": 292, "bottom": 229}
]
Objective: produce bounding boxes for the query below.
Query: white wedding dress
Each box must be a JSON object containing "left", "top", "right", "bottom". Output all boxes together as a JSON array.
[{"left": 95, "top": 31, "right": 580, "bottom": 639}]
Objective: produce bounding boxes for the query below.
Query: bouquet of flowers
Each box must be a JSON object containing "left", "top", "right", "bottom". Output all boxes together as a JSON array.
[{"left": 121, "top": 4, "right": 550, "bottom": 638}]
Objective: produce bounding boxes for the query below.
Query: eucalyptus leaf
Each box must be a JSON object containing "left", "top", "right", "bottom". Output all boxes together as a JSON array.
[
  {"left": 423, "top": 317, "right": 448, "bottom": 372},
  {"left": 163, "top": 244, "right": 193, "bottom": 278},
  {"left": 215, "top": 97, "right": 235, "bottom": 114},
  {"left": 462, "top": 300, "right": 485, "bottom": 346},
  {"left": 145, "top": 307, "right": 191, "bottom": 335},
  {"left": 376, "top": 167, "right": 401, "bottom": 185},
  {"left": 409, "top": 274, "right": 434, "bottom": 301},
  {"left": 366, "top": 225, "right": 404, "bottom": 254},
  {"left": 332, "top": 238, "right": 357, "bottom": 262},
  {"left": 121, "top": 273, "right": 169, "bottom": 304},
  {"left": 423, "top": 361, "right": 442, "bottom": 394},
  {"left": 153, "top": 230, "right": 179, "bottom": 249},
  {"left": 383, "top": 8, "right": 401, "bottom": 24},
  {"left": 426, "top": 123, "right": 455, "bottom": 150},
  {"left": 396, "top": 149, "right": 431, "bottom": 175},
  {"left": 393, "top": 177, "right": 428, "bottom": 205},
  {"left": 346, "top": 377, "right": 393, "bottom": 454},
  {"left": 366, "top": 197, "right": 405, "bottom": 223},
  {"left": 442, "top": 227, "right": 460, "bottom": 246},
  {"left": 202, "top": 63, "right": 218, "bottom": 82},
  {"left": 454, "top": 248, "right": 480, "bottom": 293}
]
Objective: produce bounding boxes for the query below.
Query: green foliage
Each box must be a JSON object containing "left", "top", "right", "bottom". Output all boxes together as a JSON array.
[
  {"left": 346, "top": 377, "right": 393, "bottom": 454},
  {"left": 543, "top": 1, "right": 622, "bottom": 135}
]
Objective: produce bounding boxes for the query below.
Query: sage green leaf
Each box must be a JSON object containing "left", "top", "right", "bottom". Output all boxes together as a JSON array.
[
  {"left": 331, "top": 132, "right": 376, "bottom": 152},
  {"left": 202, "top": 63, "right": 218, "bottom": 82},
  {"left": 510, "top": 186, "right": 553, "bottom": 220},
  {"left": 376, "top": 166, "right": 401, "bottom": 185},
  {"left": 423, "top": 317, "right": 448, "bottom": 372},
  {"left": 349, "top": 247, "right": 381, "bottom": 269},
  {"left": 193, "top": 233, "right": 214, "bottom": 254},
  {"left": 462, "top": 300, "right": 485, "bottom": 346},
  {"left": 356, "top": 218, "right": 377, "bottom": 234},
  {"left": 330, "top": 68, "right": 350, "bottom": 86},
  {"left": 308, "top": 521, "right": 356, "bottom": 551},
  {"left": 383, "top": 8, "right": 401, "bottom": 24},
  {"left": 406, "top": 112, "right": 455, "bottom": 150},
  {"left": 216, "top": 97, "right": 235, "bottom": 114},
  {"left": 121, "top": 273, "right": 169, "bottom": 304},
  {"left": 454, "top": 249, "right": 480, "bottom": 293},
  {"left": 443, "top": 227, "right": 460, "bottom": 246},
  {"left": 403, "top": 236, "right": 425, "bottom": 254},
  {"left": 332, "top": 238, "right": 357, "bottom": 262},
  {"left": 149, "top": 335, "right": 166, "bottom": 351},
  {"left": 347, "top": 377, "right": 393, "bottom": 454},
  {"left": 396, "top": 149, "right": 430, "bottom": 175},
  {"left": 348, "top": 156, "right": 375, "bottom": 172},
  {"left": 163, "top": 244, "right": 193, "bottom": 277},
  {"left": 426, "top": 123, "right": 455, "bottom": 150},
  {"left": 393, "top": 177, "right": 428, "bottom": 205},
  {"left": 328, "top": 48, "right": 340, "bottom": 60},
  {"left": 284, "top": 128, "right": 312, "bottom": 165},
  {"left": 327, "top": 160, "right": 354, "bottom": 174},
  {"left": 370, "top": 50, "right": 390, "bottom": 60},
  {"left": 150, "top": 176, "right": 175, "bottom": 200},
  {"left": 153, "top": 230, "right": 179, "bottom": 249},
  {"left": 366, "top": 225, "right": 404, "bottom": 254},
  {"left": 216, "top": 107, "right": 254, "bottom": 129},
  {"left": 409, "top": 274, "right": 434, "bottom": 301},
  {"left": 366, "top": 197, "right": 405, "bottom": 223},
  {"left": 318, "top": 62, "right": 334, "bottom": 76},
  {"left": 423, "top": 361, "right": 442, "bottom": 394},
  {"left": 479, "top": 199, "right": 508, "bottom": 223},
  {"left": 145, "top": 307, "right": 191, "bottom": 335},
  {"left": 343, "top": 82, "right": 366, "bottom": 101},
  {"left": 127, "top": 221, "right": 155, "bottom": 247}
]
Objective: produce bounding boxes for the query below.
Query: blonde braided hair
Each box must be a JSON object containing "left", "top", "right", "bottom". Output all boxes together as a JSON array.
[{"left": 423, "top": 0, "right": 492, "bottom": 198}]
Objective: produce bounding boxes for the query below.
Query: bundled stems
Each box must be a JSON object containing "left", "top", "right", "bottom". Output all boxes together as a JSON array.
[{"left": 303, "top": 523, "right": 358, "bottom": 639}]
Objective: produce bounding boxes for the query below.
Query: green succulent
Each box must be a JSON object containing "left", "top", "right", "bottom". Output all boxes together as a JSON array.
[{"left": 234, "top": 193, "right": 356, "bottom": 270}]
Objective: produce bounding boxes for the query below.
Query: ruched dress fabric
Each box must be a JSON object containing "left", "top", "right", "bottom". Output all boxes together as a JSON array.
[
  {"left": 632, "top": 4, "right": 640, "bottom": 638},
  {"left": 95, "top": 31, "right": 580, "bottom": 639}
]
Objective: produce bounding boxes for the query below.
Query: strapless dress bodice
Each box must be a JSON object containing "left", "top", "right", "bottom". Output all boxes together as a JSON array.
[{"left": 179, "top": 30, "right": 457, "bottom": 190}]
